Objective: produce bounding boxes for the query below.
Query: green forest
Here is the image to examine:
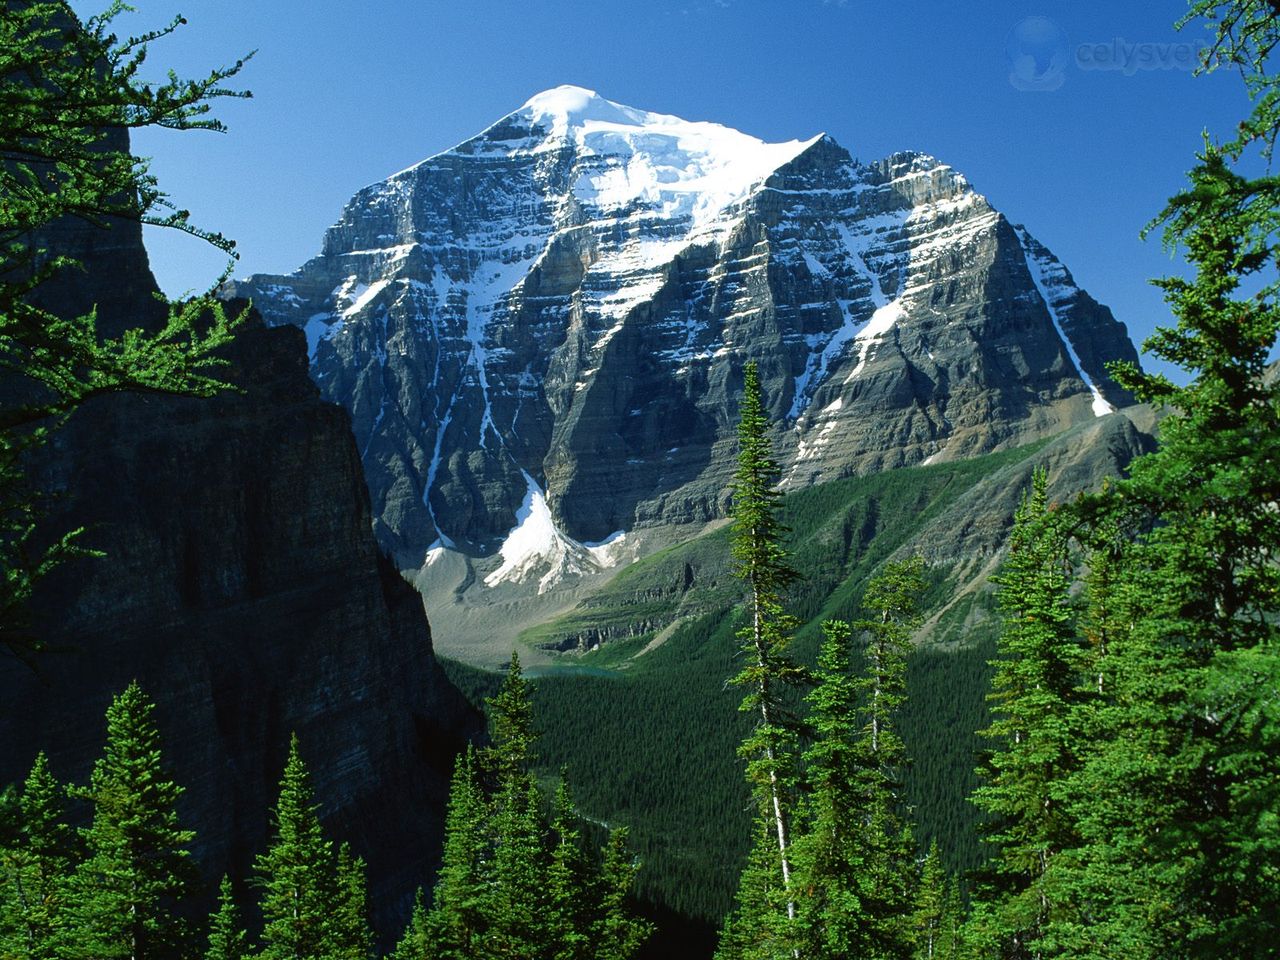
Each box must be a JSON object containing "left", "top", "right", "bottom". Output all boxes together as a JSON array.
[{"left": 3, "top": 0, "right": 1280, "bottom": 958}]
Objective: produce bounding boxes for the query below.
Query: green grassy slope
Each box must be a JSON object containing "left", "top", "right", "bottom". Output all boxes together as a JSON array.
[{"left": 438, "top": 442, "right": 1063, "bottom": 926}]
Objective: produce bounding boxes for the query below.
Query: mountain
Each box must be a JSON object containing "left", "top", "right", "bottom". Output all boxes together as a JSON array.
[
  {"left": 2, "top": 130, "right": 479, "bottom": 934},
  {"left": 228, "top": 85, "right": 1140, "bottom": 646}
]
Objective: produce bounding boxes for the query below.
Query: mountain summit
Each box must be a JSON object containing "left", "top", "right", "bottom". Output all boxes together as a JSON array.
[{"left": 227, "top": 88, "right": 1138, "bottom": 605}]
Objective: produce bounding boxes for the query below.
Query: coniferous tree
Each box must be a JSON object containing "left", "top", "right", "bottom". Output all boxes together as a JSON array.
[
  {"left": 594, "top": 827, "right": 651, "bottom": 960},
  {"left": 912, "top": 841, "right": 961, "bottom": 960},
  {"left": 419, "top": 746, "right": 488, "bottom": 960},
  {"left": 968, "top": 470, "right": 1082, "bottom": 959},
  {"left": 724, "top": 360, "right": 805, "bottom": 942},
  {"left": 793, "top": 619, "right": 865, "bottom": 960},
  {"left": 546, "top": 779, "right": 592, "bottom": 960},
  {"left": 1040, "top": 5, "right": 1280, "bottom": 956},
  {"left": 715, "top": 816, "right": 793, "bottom": 960},
  {"left": 256, "top": 735, "right": 373, "bottom": 960},
  {"left": 205, "top": 876, "right": 247, "bottom": 960},
  {"left": 846, "top": 558, "right": 925, "bottom": 960},
  {"left": 65, "top": 682, "right": 197, "bottom": 960},
  {"left": 0, "top": 753, "right": 77, "bottom": 960},
  {"left": 391, "top": 891, "right": 433, "bottom": 960},
  {"left": 413, "top": 654, "right": 649, "bottom": 960},
  {"left": 256, "top": 736, "right": 332, "bottom": 960},
  {"left": 332, "top": 844, "right": 373, "bottom": 960}
]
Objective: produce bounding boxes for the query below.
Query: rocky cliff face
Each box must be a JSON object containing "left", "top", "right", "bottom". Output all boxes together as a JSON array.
[
  {"left": 0, "top": 157, "right": 478, "bottom": 932},
  {"left": 228, "top": 85, "right": 1139, "bottom": 601}
]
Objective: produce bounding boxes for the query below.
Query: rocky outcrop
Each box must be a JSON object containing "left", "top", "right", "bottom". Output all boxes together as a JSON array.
[
  {"left": 0, "top": 136, "right": 478, "bottom": 933},
  {"left": 228, "top": 86, "right": 1140, "bottom": 602}
]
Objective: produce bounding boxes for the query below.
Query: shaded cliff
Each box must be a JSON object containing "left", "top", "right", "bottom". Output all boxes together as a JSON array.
[{"left": 1, "top": 150, "right": 479, "bottom": 933}]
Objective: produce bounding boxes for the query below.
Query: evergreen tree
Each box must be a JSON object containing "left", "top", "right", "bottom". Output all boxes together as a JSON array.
[
  {"left": 594, "top": 827, "right": 651, "bottom": 960},
  {"left": 1043, "top": 4, "right": 1280, "bottom": 956},
  {"left": 331, "top": 844, "right": 374, "bottom": 960},
  {"left": 793, "top": 619, "right": 865, "bottom": 960},
  {"left": 413, "top": 654, "right": 650, "bottom": 960},
  {"left": 421, "top": 746, "right": 488, "bottom": 960},
  {"left": 724, "top": 360, "right": 805, "bottom": 937},
  {"left": 484, "top": 651, "right": 537, "bottom": 786},
  {"left": 0, "top": 753, "right": 77, "bottom": 960},
  {"left": 912, "top": 841, "right": 961, "bottom": 960},
  {"left": 968, "top": 470, "right": 1082, "bottom": 959},
  {"left": 486, "top": 768, "right": 547, "bottom": 960},
  {"left": 65, "top": 682, "right": 197, "bottom": 960},
  {"left": 205, "top": 876, "right": 247, "bottom": 960},
  {"left": 846, "top": 558, "right": 925, "bottom": 960},
  {"left": 255, "top": 735, "right": 372, "bottom": 960},
  {"left": 714, "top": 816, "right": 794, "bottom": 960},
  {"left": 392, "top": 890, "right": 433, "bottom": 960},
  {"left": 546, "top": 779, "right": 591, "bottom": 960}
]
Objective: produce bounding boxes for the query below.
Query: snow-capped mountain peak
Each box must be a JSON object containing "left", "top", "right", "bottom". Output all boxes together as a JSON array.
[{"left": 229, "top": 88, "right": 1140, "bottom": 601}]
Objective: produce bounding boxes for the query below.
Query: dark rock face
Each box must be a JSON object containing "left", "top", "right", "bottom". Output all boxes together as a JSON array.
[
  {"left": 228, "top": 86, "right": 1140, "bottom": 597},
  {"left": 1, "top": 137, "right": 478, "bottom": 932}
]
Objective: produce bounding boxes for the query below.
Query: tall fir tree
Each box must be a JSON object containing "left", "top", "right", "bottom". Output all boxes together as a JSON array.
[
  {"left": 545, "top": 778, "right": 592, "bottom": 960},
  {"left": 594, "top": 827, "right": 652, "bottom": 960},
  {"left": 912, "top": 841, "right": 953, "bottom": 960},
  {"left": 417, "top": 746, "right": 488, "bottom": 960},
  {"left": 408, "top": 653, "right": 649, "bottom": 960},
  {"left": 723, "top": 360, "right": 806, "bottom": 945},
  {"left": 65, "top": 682, "right": 197, "bottom": 960},
  {"left": 844, "top": 557, "right": 925, "bottom": 960},
  {"left": 1046, "top": 4, "right": 1280, "bottom": 956},
  {"left": 255, "top": 735, "right": 372, "bottom": 960},
  {"left": 792, "top": 619, "right": 868, "bottom": 960},
  {"left": 391, "top": 890, "right": 433, "bottom": 960},
  {"left": 0, "top": 753, "right": 77, "bottom": 960},
  {"left": 205, "top": 876, "right": 247, "bottom": 960},
  {"left": 968, "top": 470, "right": 1083, "bottom": 959}
]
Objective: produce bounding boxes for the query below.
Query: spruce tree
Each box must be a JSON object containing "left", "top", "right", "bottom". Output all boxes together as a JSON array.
[
  {"left": 912, "top": 841, "right": 961, "bottom": 960},
  {"left": 256, "top": 736, "right": 333, "bottom": 960},
  {"left": 594, "top": 827, "right": 651, "bottom": 960},
  {"left": 412, "top": 653, "right": 650, "bottom": 960},
  {"left": 421, "top": 746, "right": 488, "bottom": 960},
  {"left": 546, "top": 779, "right": 591, "bottom": 960},
  {"left": 792, "top": 619, "right": 867, "bottom": 960},
  {"left": 968, "top": 469, "right": 1084, "bottom": 959},
  {"left": 66, "top": 682, "right": 197, "bottom": 960},
  {"left": 205, "top": 876, "right": 247, "bottom": 960},
  {"left": 255, "top": 735, "right": 372, "bottom": 960},
  {"left": 846, "top": 557, "right": 925, "bottom": 960},
  {"left": 714, "top": 816, "right": 794, "bottom": 960},
  {"left": 0, "top": 753, "right": 77, "bottom": 960},
  {"left": 725, "top": 360, "right": 805, "bottom": 937},
  {"left": 481, "top": 655, "right": 547, "bottom": 959},
  {"left": 331, "top": 844, "right": 374, "bottom": 960},
  {"left": 392, "top": 890, "right": 433, "bottom": 960},
  {"left": 1044, "top": 5, "right": 1280, "bottom": 955}
]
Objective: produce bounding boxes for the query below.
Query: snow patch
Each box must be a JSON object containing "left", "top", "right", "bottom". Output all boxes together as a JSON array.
[
  {"left": 1015, "top": 227, "right": 1114, "bottom": 418},
  {"left": 484, "top": 471, "right": 628, "bottom": 593}
]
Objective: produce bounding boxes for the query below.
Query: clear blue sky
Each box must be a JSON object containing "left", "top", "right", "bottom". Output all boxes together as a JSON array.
[{"left": 76, "top": 1, "right": 1250, "bottom": 378}]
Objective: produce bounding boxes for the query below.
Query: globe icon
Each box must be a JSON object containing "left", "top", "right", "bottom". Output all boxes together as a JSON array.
[{"left": 1005, "top": 17, "right": 1069, "bottom": 91}]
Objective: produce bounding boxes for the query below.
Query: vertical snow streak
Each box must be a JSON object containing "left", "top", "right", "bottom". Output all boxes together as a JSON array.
[{"left": 1015, "top": 226, "right": 1114, "bottom": 418}]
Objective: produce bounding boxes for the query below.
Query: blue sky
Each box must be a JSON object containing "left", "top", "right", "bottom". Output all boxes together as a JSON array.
[{"left": 78, "top": 1, "right": 1250, "bottom": 377}]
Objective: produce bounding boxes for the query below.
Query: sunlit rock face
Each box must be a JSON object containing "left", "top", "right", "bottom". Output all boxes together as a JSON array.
[{"left": 229, "top": 85, "right": 1138, "bottom": 589}]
